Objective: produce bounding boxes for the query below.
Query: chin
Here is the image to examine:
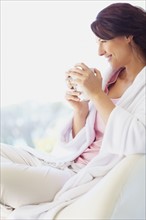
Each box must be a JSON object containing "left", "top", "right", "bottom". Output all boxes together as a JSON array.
[{"left": 110, "top": 62, "right": 123, "bottom": 71}]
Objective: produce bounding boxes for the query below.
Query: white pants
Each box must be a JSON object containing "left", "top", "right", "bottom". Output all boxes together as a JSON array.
[{"left": 0, "top": 143, "right": 75, "bottom": 209}]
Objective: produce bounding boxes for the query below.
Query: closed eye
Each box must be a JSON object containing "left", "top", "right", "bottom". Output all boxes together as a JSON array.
[{"left": 100, "top": 39, "right": 107, "bottom": 43}]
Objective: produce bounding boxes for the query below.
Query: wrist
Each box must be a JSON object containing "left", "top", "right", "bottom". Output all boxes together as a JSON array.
[
  {"left": 73, "top": 109, "right": 89, "bottom": 119},
  {"left": 91, "top": 90, "right": 105, "bottom": 102}
]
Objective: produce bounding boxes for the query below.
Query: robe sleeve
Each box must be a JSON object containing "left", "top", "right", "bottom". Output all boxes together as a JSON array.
[
  {"left": 101, "top": 101, "right": 145, "bottom": 155},
  {"left": 52, "top": 102, "right": 97, "bottom": 160}
]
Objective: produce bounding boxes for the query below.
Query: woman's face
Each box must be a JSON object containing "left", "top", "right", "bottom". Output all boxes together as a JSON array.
[{"left": 96, "top": 36, "right": 132, "bottom": 69}]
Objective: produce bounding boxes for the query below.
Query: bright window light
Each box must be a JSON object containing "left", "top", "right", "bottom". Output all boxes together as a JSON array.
[{"left": 1, "top": 0, "right": 145, "bottom": 107}]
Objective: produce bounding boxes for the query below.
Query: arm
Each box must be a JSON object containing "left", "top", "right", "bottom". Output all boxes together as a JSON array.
[
  {"left": 90, "top": 90, "right": 115, "bottom": 124},
  {"left": 72, "top": 104, "right": 89, "bottom": 137},
  {"left": 65, "top": 73, "right": 89, "bottom": 138}
]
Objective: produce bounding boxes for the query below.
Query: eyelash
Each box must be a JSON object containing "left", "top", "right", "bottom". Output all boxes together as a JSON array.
[{"left": 100, "top": 40, "right": 107, "bottom": 43}]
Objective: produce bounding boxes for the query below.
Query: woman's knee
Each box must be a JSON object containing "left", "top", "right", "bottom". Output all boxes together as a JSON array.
[
  {"left": 0, "top": 164, "right": 15, "bottom": 207},
  {"left": 0, "top": 163, "right": 32, "bottom": 208}
]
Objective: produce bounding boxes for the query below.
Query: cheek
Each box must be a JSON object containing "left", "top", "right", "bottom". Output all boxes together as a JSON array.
[
  {"left": 109, "top": 47, "right": 125, "bottom": 66},
  {"left": 114, "top": 44, "right": 129, "bottom": 59}
]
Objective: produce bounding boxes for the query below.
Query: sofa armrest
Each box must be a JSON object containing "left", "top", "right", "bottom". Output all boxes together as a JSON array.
[{"left": 55, "top": 154, "right": 145, "bottom": 220}]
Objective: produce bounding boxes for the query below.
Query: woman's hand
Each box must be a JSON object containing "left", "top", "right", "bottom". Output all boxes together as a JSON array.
[
  {"left": 67, "top": 62, "right": 103, "bottom": 101},
  {"left": 65, "top": 82, "right": 89, "bottom": 119}
]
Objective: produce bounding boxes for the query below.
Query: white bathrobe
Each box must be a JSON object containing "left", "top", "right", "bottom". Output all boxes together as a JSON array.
[{"left": 8, "top": 67, "right": 146, "bottom": 219}]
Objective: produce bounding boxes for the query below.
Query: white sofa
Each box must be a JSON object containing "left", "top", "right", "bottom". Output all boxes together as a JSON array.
[{"left": 55, "top": 154, "right": 145, "bottom": 220}]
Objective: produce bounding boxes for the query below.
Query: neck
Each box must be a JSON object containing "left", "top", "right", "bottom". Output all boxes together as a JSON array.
[{"left": 120, "top": 59, "right": 146, "bottom": 82}]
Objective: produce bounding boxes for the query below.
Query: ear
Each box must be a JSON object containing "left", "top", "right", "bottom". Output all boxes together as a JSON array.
[{"left": 125, "top": 35, "right": 133, "bottom": 43}]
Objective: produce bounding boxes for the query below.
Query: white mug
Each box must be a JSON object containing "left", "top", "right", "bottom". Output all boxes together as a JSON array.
[{"left": 67, "top": 68, "right": 95, "bottom": 101}]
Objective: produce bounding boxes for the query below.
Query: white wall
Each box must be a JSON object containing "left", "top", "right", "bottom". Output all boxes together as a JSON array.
[{"left": 1, "top": 0, "right": 145, "bottom": 107}]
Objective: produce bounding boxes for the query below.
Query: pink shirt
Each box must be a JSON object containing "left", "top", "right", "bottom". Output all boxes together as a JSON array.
[{"left": 74, "top": 98, "right": 119, "bottom": 165}]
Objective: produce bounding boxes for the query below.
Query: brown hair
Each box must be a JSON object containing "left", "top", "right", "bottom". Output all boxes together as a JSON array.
[{"left": 91, "top": 3, "right": 146, "bottom": 58}]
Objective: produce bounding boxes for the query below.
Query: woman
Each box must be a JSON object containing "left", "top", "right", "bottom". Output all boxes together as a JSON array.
[{"left": 1, "top": 2, "right": 146, "bottom": 219}]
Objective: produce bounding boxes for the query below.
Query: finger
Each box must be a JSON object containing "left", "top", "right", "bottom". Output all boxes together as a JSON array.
[
  {"left": 65, "top": 93, "right": 80, "bottom": 102},
  {"left": 93, "top": 68, "right": 101, "bottom": 75},
  {"left": 74, "top": 63, "right": 89, "bottom": 71},
  {"left": 67, "top": 71, "right": 84, "bottom": 80},
  {"left": 68, "top": 68, "right": 83, "bottom": 75},
  {"left": 66, "top": 89, "right": 81, "bottom": 96}
]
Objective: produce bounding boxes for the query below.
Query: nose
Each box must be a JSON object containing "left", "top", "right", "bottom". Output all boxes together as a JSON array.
[{"left": 97, "top": 42, "right": 106, "bottom": 56}]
